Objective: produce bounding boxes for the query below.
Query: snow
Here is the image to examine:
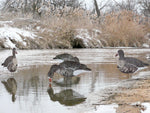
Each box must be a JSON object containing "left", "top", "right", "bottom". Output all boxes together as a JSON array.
[
  {"left": 0, "top": 26, "right": 36, "bottom": 39},
  {"left": 84, "top": 104, "right": 118, "bottom": 113},
  {"left": 75, "top": 29, "right": 92, "bottom": 41},
  {"left": 131, "top": 102, "right": 150, "bottom": 113},
  {"left": 0, "top": 19, "right": 103, "bottom": 48},
  {"left": 75, "top": 29, "right": 102, "bottom": 47},
  {"left": 0, "top": 26, "right": 38, "bottom": 48},
  {"left": 142, "top": 43, "right": 149, "bottom": 48},
  {"left": 141, "top": 103, "right": 150, "bottom": 113},
  {"left": 82, "top": 101, "right": 150, "bottom": 113},
  {"left": 4, "top": 38, "right": 16, "bottom": 48},
  {"left": 0, "top": 21, "right": 13, "bottom": 25}
]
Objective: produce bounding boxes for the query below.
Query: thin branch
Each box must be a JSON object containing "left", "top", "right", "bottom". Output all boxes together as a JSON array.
[{"left": 99, "top": 0, "right": 110, "bottom": 10}]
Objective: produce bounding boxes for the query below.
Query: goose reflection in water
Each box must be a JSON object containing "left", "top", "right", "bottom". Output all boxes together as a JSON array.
[
  {"left": 53, "top": 76, "right": 80, "bottom": 87},
  {"left": 47, "top": 87, "right": 86, "bottom": 106},
  {"left": 1, "top": 77, "right": 17, "bottom": 102}
]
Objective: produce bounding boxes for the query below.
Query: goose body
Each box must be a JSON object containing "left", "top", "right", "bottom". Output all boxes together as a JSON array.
[
  {"left": 117, "top": 60, "right": 138, "bottom": 73},
  {"left": 53, "top": 53, "right": 79, "bottom": 62},
  {"left": 2, "top": 48, "right": 17, "bottom": 72},
  {"left": 48, "top": 61, "right": 91, "bottom": 82}
]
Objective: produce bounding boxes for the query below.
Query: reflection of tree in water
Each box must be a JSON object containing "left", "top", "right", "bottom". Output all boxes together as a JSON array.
[
  {"left": 29, "top": 76, "right": 39, "bottom": 87},
  {"left": 53, "top": 76, "right": 80, "bottom": 87},
  {"left": 1, "top": 77, "right": 17, "bottom": 102},
  {"left": 47, "top": 87, "right": 86, "bottom": 106},
  {"left": 27, "top": 76, "right": 40, "bottom": 101}
]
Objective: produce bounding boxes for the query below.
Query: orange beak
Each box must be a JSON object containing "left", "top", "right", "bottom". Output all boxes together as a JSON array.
[
  {"left": 115, "top": 53, "right": 118, "bottom": 57},
  {"left": 49, "top": 84, "right": 52, "bottom": 88},
  {"left": 49, "top": 78, "right": 52, "bottom": 82}
]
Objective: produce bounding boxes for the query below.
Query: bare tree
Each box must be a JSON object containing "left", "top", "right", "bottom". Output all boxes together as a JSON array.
[
  {"left": 50, "top": 0, "right": 82, "bottom": 9},
  {"left": 93, "top": 0, "right": 100, "bottom": 17},
  {"left": 93, "top": 0, "right": 110, "bottom": 17},
  {"left": 139, "top": 0, "right": 150, "bottom": 17},
  {"left": 112, "top": 0, "right": 138, "bottom": 12},
  {"left": 2, "top": 0, "right": 83, "bottom": 18}
]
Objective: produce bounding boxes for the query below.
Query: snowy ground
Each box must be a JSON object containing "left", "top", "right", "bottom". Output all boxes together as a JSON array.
[
  {"left": 0, "top": 26, "right": 39, "bottom": 48},
  {"left": 0, "top": 18, "right": 102, "bottom": 49},
  {"left": 84, "top": 104, "right": 118, "bottom": 113},
  {"left": 82, "top": 102, "right": 150, "bottom": 113},
  {"left": 141, "top": 103, "right": 150, "bottom": 113}
]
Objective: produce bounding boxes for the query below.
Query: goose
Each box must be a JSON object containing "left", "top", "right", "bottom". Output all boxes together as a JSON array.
[
  {"left": 2, "top": 48, "right": 18, "bottom": 73},
  {"left": 48, "top": 61, "right": 91, "bottom": 82},
  {"left": 115, "top": 49, "right": 148, "bottom": 73},
  {"left": 53, "top": 53, "right": 79, "bottom": 62}
]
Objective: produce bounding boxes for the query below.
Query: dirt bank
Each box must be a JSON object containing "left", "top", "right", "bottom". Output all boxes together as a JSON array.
[{"left": 93, "top": 76, "right": 150, "bottom": 113}]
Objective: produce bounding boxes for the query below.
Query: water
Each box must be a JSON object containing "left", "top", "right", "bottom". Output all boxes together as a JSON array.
[{"left": 0, "top": 48, "right": 150, "bottom": 113}]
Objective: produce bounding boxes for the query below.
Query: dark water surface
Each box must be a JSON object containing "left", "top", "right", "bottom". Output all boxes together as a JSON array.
[{"left": 0, "top": 48, "right": 150, "bottom": 113}]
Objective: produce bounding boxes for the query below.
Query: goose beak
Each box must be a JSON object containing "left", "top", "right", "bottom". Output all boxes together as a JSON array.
[
  {"left": 86, "top": 67, "right": 91, "bottom": 71},
  {"left": 53, "top": 57, "right": 57, "bottom": 59},
  {"left": 115, "top": 53, "right": 118, "bottom": 57},
  {"left": 48, "top": 77, "right": 52, "bottom": 82},
  {"left": 49, "top": 83, "right": 52, "bottom": 88}
]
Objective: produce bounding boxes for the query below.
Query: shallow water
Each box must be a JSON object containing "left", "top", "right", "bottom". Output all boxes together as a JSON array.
[{"left": 0, "top": 48, "right": 150, "bottom": 113}]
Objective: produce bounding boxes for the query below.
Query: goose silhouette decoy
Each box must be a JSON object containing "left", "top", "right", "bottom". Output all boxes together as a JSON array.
[
  {"left": 53, "top": 53, "right": 79, "bottom": 62},
  {"left": 2, "top": 48, "right": 18, "bottom": 73},
  {"left": 48, "top": 61, "right": 91, "bottom": 82},
  {"left": 115, "top": 49, "right": 149, "bottom": 73}
]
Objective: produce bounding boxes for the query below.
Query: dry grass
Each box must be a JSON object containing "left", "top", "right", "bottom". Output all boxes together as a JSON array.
[
  {"left": 100, "top": 10, "right": 148, "bottom": 47},
  {"left": 39, "top": 9, "right": 150, "bottom": 48},
  {"left": 38, "top": 9, "right": 98, "bottom": 48},
  {"left": 1, "top": 9, "right": 150, "bottom": 48}
]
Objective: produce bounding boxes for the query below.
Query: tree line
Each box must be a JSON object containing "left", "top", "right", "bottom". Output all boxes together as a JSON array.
[{"left": 1, "top": 0, "right": 150, "bottom": 20}]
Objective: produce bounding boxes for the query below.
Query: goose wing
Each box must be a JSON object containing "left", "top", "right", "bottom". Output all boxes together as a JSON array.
[
  {"left": 118, "top": 62, "right": 138, "bottom": 73},
  {"left": 60, "top": 61, "right": 80, "bottom": 70},
  {"left": 125, "top": 57, "right": 149, "bottom": 67},
  {"left": 2, "top": 56, "right": 13, "bottom": 67}
]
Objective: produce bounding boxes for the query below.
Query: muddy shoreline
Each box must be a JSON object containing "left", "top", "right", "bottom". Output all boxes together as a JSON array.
[{"left": 87, "top": 70, "right": 150, "bottom": 113}]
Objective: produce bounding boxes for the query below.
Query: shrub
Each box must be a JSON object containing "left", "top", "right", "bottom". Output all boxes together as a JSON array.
[{"left": 100, "top": 10, "right": 147, "bottom": 47}]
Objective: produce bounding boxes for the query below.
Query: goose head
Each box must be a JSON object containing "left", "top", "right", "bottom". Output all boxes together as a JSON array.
[
  {"left": 115, "top": 49, "right": 124, "bottom": 59},
  {"left": 48, "top": 64, "right": 60, "bottom": 82},
  {"left": 12, "top": 48, "right": 17, "bottom": 57}
]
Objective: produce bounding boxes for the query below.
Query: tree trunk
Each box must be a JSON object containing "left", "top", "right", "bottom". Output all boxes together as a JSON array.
[{"left": 94, "top": 0, "right": 100, "bottom": 17}]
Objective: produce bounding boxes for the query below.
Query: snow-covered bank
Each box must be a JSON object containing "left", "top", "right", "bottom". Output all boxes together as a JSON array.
[
  {"left": 0, "top": 26, "right": 39, "bottom": 48},
  {"left": 75, "top": 29, "right": 102, "bottom": 48},
  {"left": 0, "top": 18, "right": 44, "bottom": 49},
  {"left": 0, "top": 17, "right": 104, "bottom": 49},
  {"left": 0, "top": 16, "right": 149, "bottom": 49}
]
